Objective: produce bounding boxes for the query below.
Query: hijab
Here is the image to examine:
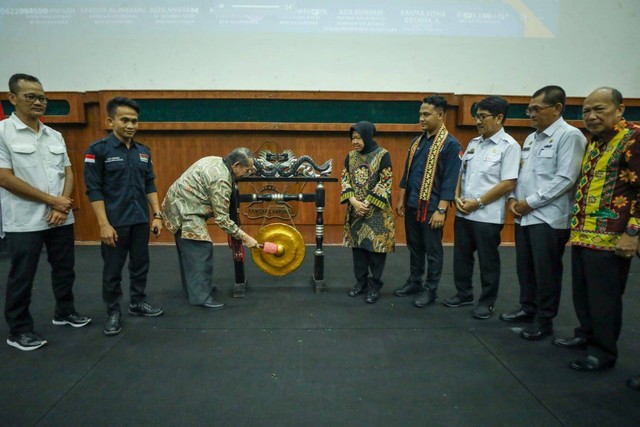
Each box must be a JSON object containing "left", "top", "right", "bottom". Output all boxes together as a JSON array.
[{"left": 350, "top": 121, "right": 378, "bottom": 155}]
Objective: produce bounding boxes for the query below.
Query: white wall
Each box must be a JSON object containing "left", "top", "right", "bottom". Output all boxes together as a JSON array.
[{"left": 1, "top": 0, "right": 639, "bottom": 97}]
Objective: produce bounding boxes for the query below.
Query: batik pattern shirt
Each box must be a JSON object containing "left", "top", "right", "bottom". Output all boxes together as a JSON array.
[
  {"left": 570, "top": 120, "right": 640, "bottom": 250},
  {"left": 162, "top": 156, "right": 242, "bottom": 242},
  {"left": 340, "top": 147, "right": 395, "bottom": 253}
]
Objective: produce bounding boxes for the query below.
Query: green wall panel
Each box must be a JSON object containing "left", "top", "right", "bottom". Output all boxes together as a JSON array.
[{"left": 135, "top": 98, "right": 421, "bottom": 124}]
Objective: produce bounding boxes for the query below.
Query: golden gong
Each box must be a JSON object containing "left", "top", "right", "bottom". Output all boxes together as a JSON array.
[{"left": 250, "top": 223, "right": 305, "bottom": 276}]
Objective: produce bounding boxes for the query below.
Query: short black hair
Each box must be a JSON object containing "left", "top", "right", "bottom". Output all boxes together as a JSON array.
[
  {"left": 9, "top": 73, "right": 41, "bottom": 93},
  {"left": 532, "top": 85, "right": 566, "bottom": 111},
  {"left": 422, "top": 95, "right": 448, "bottom": 112},
  {"left": 225, "top": 147, "right": 254, "bottom": 167},
  {"left": 595, "top": 87, "right": 624, "bottom": 106},
  {"left": 106, "top": 97, "right": 140, "bottom": 118},
  {"left": 476, "top": 96, "right": 509, "bottom": 122}
]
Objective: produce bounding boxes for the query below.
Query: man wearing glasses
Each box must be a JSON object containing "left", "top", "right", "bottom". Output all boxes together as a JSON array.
[
  {"left": 500, "top": 86, "right": 586, "bottom": 340},
  {"left": 161, "top": 149, "right": 260, "bottom": 310},
  {"left": 555, "top": 88, "right": 640, "bottom": 372},
  {"left": 443, "top": 96, "right": 520, "bottom": 319},
  {"left": 0, "top": 74, "right": 91, "bottom": 351}
]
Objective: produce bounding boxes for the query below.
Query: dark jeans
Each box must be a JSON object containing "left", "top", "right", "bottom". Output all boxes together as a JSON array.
[
  {"left": 101, "top": 223, "right": 149, "bottom": 314},
  {"left": 405, "top": 208, "right": 443, "bottom": 291},
  {"left": 571, "top": 246, "right": 630, "bottom": 363},
  {"left": 453, "top": 216, "right": 503, "bottom": 307},
  {"left": 175, "top": 229, "right": 214, "bottom": 305},
  {"left": 4, "top": 225, "right": 76, "bottom": 335},
  {"left": 515, "top": 223, "right": 570, "bottom": 319},
  {"left": 352, "top": 248, "right": 387, "bottom": 289}
]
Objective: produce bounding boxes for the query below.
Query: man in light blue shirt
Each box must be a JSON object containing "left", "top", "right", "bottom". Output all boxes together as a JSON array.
[
  {"left": 443, "top": 96, "right": 520, "bottom": 319},
  {"left": 500, "top": 86, "right": 587, "bottom": 340}
]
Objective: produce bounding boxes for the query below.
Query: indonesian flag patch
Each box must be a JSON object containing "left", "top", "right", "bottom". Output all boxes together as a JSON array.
[
  {"left": 84, "top": 154, "right": 95, "bottom": 163},
  {"left": 139, "top": 153, "right": 149, "bottom": 163}
]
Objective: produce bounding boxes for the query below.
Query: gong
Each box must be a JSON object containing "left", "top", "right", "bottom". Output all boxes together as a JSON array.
[{"left": 250, "top": 223, "right": 306, "bottom": 276}]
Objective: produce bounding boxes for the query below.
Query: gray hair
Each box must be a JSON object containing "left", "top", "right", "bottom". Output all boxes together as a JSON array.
[{"left": 225, "top": 147, "right": 254, "bottom": 166}]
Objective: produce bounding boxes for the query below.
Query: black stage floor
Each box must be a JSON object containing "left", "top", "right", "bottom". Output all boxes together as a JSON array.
[{"left": 1, "top": 245, "right": 639, "bottom": 427}]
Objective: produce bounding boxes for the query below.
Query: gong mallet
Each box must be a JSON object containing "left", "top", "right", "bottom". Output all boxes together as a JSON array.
[{"left": 258, "top": 241, "right": 285, "bottom": 257}]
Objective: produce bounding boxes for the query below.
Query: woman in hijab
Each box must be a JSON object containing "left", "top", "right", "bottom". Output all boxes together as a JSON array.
[{"left": 340, "top": 121, "right": 395, "bottom": 303}]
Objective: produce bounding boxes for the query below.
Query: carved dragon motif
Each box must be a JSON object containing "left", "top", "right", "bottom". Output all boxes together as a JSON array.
[{"left": 253, "top": 149, "right": 332, "bottom": 178}]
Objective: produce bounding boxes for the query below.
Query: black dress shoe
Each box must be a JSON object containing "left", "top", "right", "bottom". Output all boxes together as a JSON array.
[
  {"left": 348, "top": 282, "right": 368, "bottom": 297},
  {"left": 366, "top": 288, "right": 380, "bottom": 304},
  {"left": 569, "top": 355, "right": 615, "bottom": 372},
  {"left": 202, "top": 300, "right": 225, "bottom": 310},
  {"left": 103, "top": 312, "right": 122, "bottom": 336},
  {"left": 520, "top": 324, "right": 553, "bottom": 341},
  {"left": 627, "top": 375, "right": 640, "bottom": 391},
  {"left": 414, "top": 289, "right": 438, "bottom": 308},
  {"left": 499, "top": 309, "right": 534, "bottom": 323},
  {"left": 552, "top": 336, "right": 588, "bottom": 349},
  {"left": 393, "top": 282, "right": 423, "bottom": 297}
]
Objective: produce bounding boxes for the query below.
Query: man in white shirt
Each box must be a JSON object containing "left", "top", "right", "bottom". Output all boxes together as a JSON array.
[
  {"left": 443, "top": 96, "right": 521, "bottom": 319},
  {"left": 500, "top": 86, "right": 587, "bottom": 340},
  {"left": 0, "top": 74, "right": 90, "bottom": 351}
]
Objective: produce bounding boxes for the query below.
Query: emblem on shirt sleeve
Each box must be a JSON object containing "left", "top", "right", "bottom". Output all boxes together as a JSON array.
[
  {"left": 84, "top": 154, "right": 95, "bottom": 163},
  {"left": 139, "top": 153, "right": 149, "bottom": 163}
]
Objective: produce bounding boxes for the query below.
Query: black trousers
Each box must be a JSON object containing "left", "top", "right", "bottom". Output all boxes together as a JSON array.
[
  {"left": 4, "top": 225, "right": 76, "bottom": 335},
  {"left": 101, "top": 223, "right": 149, "bottom": 314},
  {"left": 571, "top": 246, "right": 630, "bottom": 363},
  {"left": 174, "top": 229, "right": 215, "bottom": 305},
  {"left": 515, "top": 223, "right": 570, "bottom": 320},
  {"left": 453, "top": 216, "right": 503, "bottom": 307},
  {"left": 352, "top": 248, "right": 387, "bottom": 289},
  {"left": 405, "top": 208, "right": 443, "bottom": 291}
]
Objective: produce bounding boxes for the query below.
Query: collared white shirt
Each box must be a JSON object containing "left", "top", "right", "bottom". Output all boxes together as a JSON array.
[
  {"left": 457, "top": 127, "right": 520, "bottom": 224},
  {"left": 0, "top": 113, "right": 74, "bottom": 232},
  {"left": 513, "top": 117, "right": 587, "bottom": 229}
]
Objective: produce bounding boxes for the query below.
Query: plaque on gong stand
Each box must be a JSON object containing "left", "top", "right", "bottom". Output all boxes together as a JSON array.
[{"left": 228, "top": 142, "right": 338, "bottom": 297}]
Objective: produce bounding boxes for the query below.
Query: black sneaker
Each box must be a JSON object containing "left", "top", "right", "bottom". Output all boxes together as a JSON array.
[
  {"left": 7, "top": 332, "right": 48, "bottom": 351},
  {"left": 52, "top": 312, "right": 92, "bottom": 328},
  {"left": 472, "top": 305, "right": 494, "bottom": 320},
  {"left": 414, "top": 289, "right": 438, "bottom": 308},
  {"left": 442, "top": 294, "right": 474, "bottom": 308},
  {"left": 104, "top": 312, "right": 122, "bottom": 336},
  {"left": 128, "top": 302, "right": 164, "bottom": 317}
]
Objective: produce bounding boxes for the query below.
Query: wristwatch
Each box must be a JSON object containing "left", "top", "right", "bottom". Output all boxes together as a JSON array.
[
  {"left": 153, "top": 212, "right": 163, "bottom": 219},
  {"left": 436, "top": 207, "right": 447, "bottom": 215},
  {"left": 476, "top": 197, "right": 485, "bottom": 209},
  {"left": 624, "top": 227, "right": 640, "bottom": 237}
]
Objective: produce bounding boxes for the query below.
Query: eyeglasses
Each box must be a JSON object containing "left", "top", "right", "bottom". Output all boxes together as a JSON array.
[
  {"left": 15, "top": 93, "right": 48, "bottom": 104},
  {"left": 525, "top": 104, "right": 555, "bottom": 117},
  {"left": 473, "top": 114, "right": 494, "bottom": 122}
]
